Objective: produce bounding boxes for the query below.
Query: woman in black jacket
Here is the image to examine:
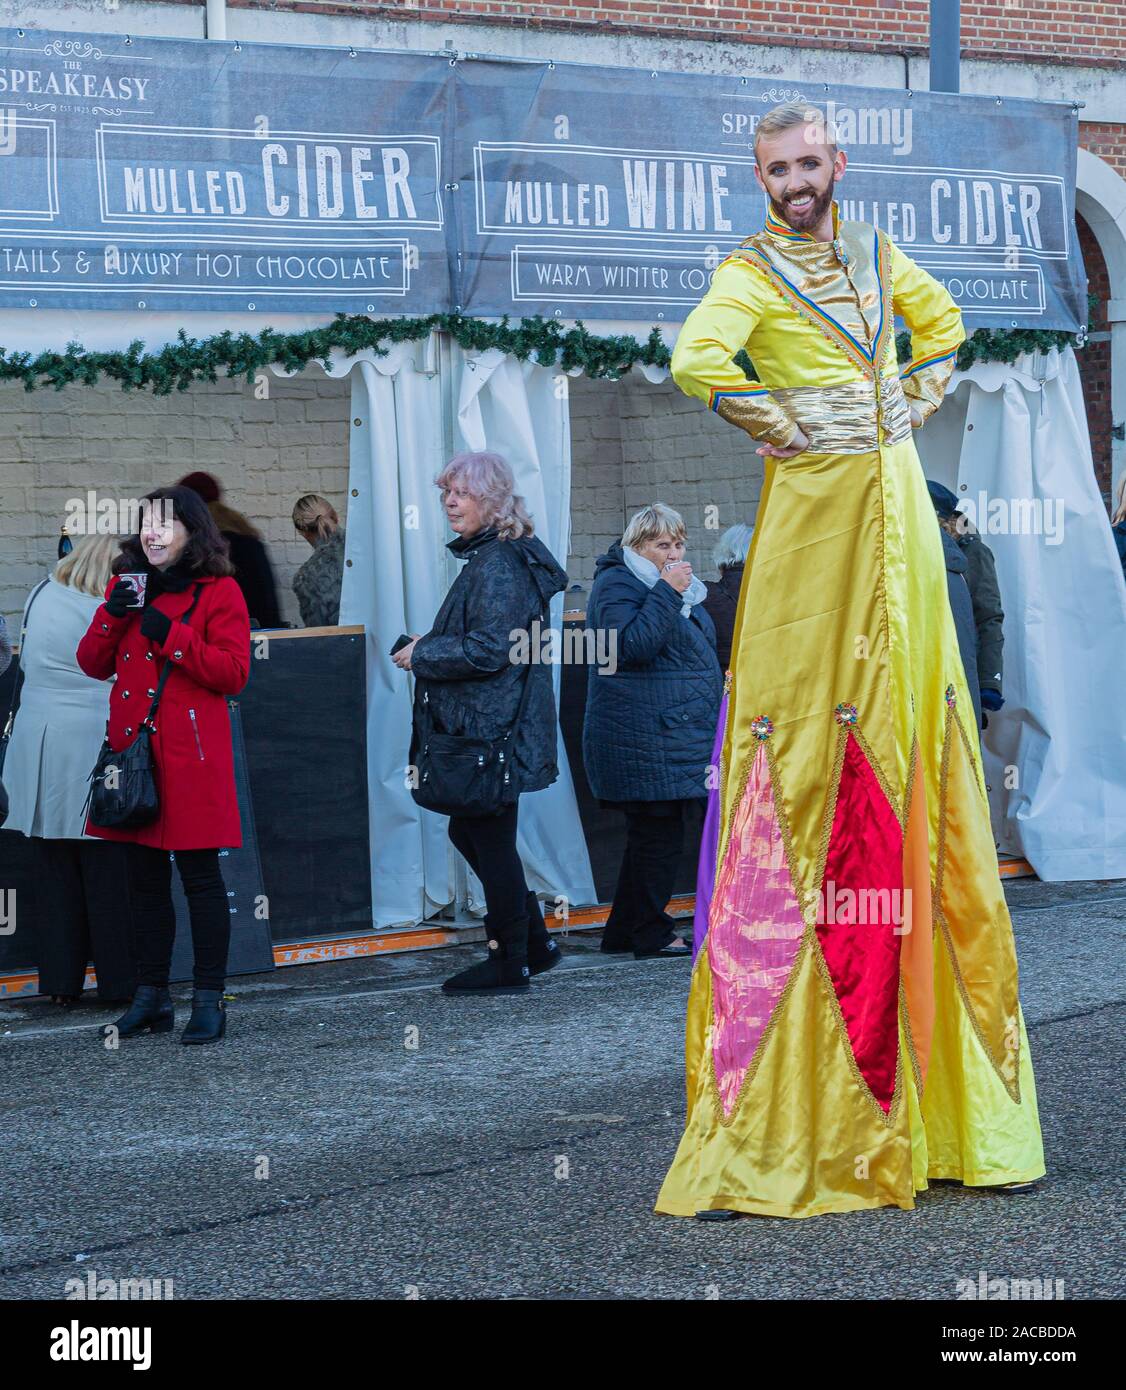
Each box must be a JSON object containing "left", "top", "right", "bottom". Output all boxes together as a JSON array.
[
  {"left": 702, "top": 522, "right": 753, "bottom": 672},
  {"left": 393, "top": 451, "right": 568, "bottom": 997},
  {"left": 582, "top": 503, "right": 722, "bottom": 959}
]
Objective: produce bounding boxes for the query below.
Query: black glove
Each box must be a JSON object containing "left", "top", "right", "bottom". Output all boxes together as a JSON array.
[
  {"left": 139, "top": 607, "right": 172, "bottom": 646},
  {"left": 104, "top": 582, "right": 134, "bottom": 619},
  {"left": 980, "top": 688, "right": 1004, "bottom": 713}
]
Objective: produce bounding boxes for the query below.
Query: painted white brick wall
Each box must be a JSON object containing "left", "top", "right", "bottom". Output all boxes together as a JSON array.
[
  {"left": 1, "top": 365, "right": 763, "bottom": 633},
  {"left": 0, "top": 369, "right": 352, "bottom": 631},
  {"left": 568, "top": 371, "right": 765, "bottom": 590}
]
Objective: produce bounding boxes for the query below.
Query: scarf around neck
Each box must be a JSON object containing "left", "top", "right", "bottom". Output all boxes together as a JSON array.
[{"left": 622, "top": 545, "right": 708, "bottom": 617}]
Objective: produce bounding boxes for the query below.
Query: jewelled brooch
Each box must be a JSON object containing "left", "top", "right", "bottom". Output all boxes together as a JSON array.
[
  {"left": 834, "top": 702, "right": 859, "bottom": 726},
  {"left": 751, "top": 714, "right": 774, "bottom": 741}
]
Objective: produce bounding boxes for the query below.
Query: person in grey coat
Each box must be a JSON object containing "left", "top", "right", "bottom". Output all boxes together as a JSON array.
[
  {"left": 583, "top": 503, "right": 723, "bottom": 959},
  {"left": 2, "top": 535, "right": 135, "bottom": 1004},
  {"left": 291, "top": 494, "right": 346, "bottom": 628},
  {"left": 393, "top": 451, "right": 568, "bottom": 997}
]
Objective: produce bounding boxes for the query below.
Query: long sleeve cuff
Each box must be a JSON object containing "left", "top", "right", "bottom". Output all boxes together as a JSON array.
[
  {"left": 900, "top": 350, "right": 959, "bottom": 425},
  {"left": 709, "top": 386, "right": 801, "bottom": 447}
]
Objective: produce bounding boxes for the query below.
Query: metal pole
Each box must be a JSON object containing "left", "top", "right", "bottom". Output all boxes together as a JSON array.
[
  {"left": 930, "top": 0, "right": 961, "bottom": 94},
  {"left": 205, "top": 0, "right": 228, "bottom": 41}
]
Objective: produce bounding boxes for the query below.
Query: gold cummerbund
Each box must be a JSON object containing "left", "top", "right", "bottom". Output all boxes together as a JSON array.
[{"left": 769, "top": 374, "right": 913, "bottom": 454}]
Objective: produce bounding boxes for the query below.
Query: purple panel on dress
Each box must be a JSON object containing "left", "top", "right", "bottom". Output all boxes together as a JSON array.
[{"left": 691, "top": 689, "right": 728, "bottom": 965}]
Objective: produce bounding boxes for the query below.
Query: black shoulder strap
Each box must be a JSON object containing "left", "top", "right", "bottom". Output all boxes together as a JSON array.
[
  {"left": 142, "top": 583, "right": 204, "bottom": 730},
  {"left": 2, "top": 578, "right": 50, "bottom": 740}
]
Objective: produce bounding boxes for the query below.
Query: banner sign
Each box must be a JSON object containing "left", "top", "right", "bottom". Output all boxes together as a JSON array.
[
  {"left": 0, "top": 28, "right": 1086, "bottom": 329},
  {"left": 0, "top": 30, "right": 450, "bottom": 312},
  {"left": 455, "top": 62, "right": 1085, "bottom": 330}
]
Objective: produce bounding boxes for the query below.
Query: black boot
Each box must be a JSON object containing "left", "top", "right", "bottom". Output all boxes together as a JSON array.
[
  {"left": 106, "top": 985, "right": 173, "bottom": 1039},
  {"left": 442, "top": 913, "right": 530, "bottom": 996},
  {"left": 181, "top": 989, "right": 226, "bottom": 1045},
  {"left": 525, "top": 891, "right": 564, "bottom": 976}
]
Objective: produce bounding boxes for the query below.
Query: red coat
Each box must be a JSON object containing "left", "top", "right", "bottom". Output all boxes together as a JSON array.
[{"left": 76, "top": 574, "right": 250, "bottom": 851}]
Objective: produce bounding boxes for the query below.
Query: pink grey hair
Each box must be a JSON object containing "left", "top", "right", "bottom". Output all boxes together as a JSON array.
[{"left": 436, "top": 451, "right": 535, "bottom": 540}]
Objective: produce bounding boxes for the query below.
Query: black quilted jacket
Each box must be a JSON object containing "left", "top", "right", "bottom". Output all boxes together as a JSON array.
[
  {"left": 410, "top": 527, "right": 568, "bottom": 796},
  {"left": 582, "top": 544, "right": 722, "bottom": 803}
]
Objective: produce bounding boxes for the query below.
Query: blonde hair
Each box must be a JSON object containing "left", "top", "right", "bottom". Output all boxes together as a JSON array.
[
  {"left": 292, "top": 494, "right": 340, "bottom": 544},
  {"left": 53, "top": 533, "right": 120, "bottom": 598},
  {"left": 1113, "top": 472, "right": 1126, "bottom": 526},
  {"left": 622, "top": 502, "right": 687, "bottom": 551},
  {"left": 435, "top": 451, "right": 534, "bottom": 540},
  {"left": 754, "top": 102, "right": 839, "bottom": 162}
]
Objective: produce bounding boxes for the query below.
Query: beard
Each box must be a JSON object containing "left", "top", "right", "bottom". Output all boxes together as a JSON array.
[{"left": 773, "top": 180, "right": 836, "bottom": 233}]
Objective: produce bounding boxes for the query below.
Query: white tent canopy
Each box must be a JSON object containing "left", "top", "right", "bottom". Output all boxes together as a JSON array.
[
  {"left": 3, "top": 308, "right": 1123, "bottom": 898},
  {"left": 915, "top": 346, "right": 1126, "bottom": 881}
]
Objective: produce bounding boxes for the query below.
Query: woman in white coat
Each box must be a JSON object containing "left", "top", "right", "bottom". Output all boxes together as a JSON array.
[{"left": 3, "top": 535, "right": 135, "bottom": 1004}]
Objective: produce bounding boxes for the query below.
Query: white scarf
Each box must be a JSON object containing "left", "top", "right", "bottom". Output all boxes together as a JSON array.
[{"left": 623, "top": 545, "right": 709, "bottom": 618}]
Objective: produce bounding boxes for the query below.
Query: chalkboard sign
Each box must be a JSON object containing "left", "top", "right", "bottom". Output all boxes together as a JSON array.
[{"left": 237, "top": 630, "right": 371, "bottom": 942}]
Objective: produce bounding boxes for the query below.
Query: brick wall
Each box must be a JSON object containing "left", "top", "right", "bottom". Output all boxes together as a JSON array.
[
  {"left": 1076, "top": 213, "right": 1112, "bottom": 495},
  {"left": 567, "top": 371, "right": 765, "bottom": 589},
  {"left": 1079, "top": 122, "right": 1126, "bottom": 180},
  {"left": 0, "top": 370, "right": 352, "bottom": 632},
  {"left": 215, "top": 0, "right": 1126, "bottom": 64}
]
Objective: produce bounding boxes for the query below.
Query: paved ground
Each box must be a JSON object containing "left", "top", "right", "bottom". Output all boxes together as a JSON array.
[{"left": 1, "top": 876, "right": 1123, "bottom": 1300}]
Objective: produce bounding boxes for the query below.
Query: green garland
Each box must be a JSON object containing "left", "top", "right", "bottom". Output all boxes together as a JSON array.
[{"left": 0, "top": 301, "right": 1096, "bottom": 396}]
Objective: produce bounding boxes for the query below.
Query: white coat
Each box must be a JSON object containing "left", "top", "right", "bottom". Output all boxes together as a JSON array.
[{"left": 3, "top": 577, "right": 113, "bottom": 840}]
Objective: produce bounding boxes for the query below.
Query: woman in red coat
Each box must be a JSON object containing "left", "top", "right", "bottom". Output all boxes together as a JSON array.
[{"left": 77, "top": 486, "right": 250, "bottom": 1045}]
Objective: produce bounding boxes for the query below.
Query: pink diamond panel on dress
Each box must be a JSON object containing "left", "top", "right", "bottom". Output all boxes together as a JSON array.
[{"left": 708, "top": 743, "right": 806, "bottom": 1116}]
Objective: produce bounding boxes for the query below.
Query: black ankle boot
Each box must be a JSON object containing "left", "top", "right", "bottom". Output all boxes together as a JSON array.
[
  {"left": 441, "top": 923, "right": 530, "bottom": 996},
  {"left": 106, "top": 985, "right": 173, "bottom": 1039},
  {"left": 181, "top": 989, "right": 226, "bottom": 1045},
  {"left": 526, "top": 892, "right": 564, "bottom": 976}
]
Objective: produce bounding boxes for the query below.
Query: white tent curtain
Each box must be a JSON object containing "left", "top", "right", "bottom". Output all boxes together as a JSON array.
[
  {"left": 336, "top": 335, "right": 595, "bottom": 928},
  {"left": 447, "top": 347, "right": 597, "bottom": 915},
  {"left": 914, "top": 345, "right": 1126, "bottom": 881}
]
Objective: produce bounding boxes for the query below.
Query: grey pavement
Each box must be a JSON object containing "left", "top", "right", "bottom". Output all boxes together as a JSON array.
[{"left": 0, "top": 876, "right": 1123, "bottom": 1300}]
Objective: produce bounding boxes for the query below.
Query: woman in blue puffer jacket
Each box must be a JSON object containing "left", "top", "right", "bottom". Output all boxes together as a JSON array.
[{"left": 582, "top": 503, "right": 722, "bottom": 959}]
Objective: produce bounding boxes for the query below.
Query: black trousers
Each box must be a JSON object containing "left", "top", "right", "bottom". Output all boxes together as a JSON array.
[
  {"left": 126, "top": 844, "right": 230, "bottom": 991},
  {"left": 603, "top": 802, "right": 689, "bottom": 955},
  {"left": 447, "top": 802, "right": 547, "bottom": 960},
  {"left": 35, "top": 838, "right": 136, "bottom": 1001}
]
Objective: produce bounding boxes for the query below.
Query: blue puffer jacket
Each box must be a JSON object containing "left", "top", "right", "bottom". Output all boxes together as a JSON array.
[{"left": 582, "top": 544, "right": 722, "bottom": 803}]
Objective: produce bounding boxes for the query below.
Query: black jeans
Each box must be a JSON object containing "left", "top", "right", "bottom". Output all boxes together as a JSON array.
[
  {"left": 35, "top": 838, "right": 136, "bottom": 1001},
  {"left": 447, "top": 802, "right": 548, "bottom": 961},
  {"left": 603, "top": 802, "right": 689, "bottom": 955},
  {"left": 126, "top": 844, "right": 230, "bottom": 991}
]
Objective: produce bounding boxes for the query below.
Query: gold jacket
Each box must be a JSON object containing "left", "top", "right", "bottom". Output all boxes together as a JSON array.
[{"left": 671, "top": 201, "right": 965, "bottom": 454}]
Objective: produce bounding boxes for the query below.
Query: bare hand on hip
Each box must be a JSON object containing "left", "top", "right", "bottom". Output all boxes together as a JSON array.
[{"left": 757, "top": 427, "right": 810, "bottom": 459}]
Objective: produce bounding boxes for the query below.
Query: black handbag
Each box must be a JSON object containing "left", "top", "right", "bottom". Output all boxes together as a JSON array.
[
  {"left": 410, "top": 615, "right": 541, "bottom": 819},
  {"left": 0, "top": 579, "right": 50, "bottom": 829},
  {"left": 84, "top": 583, "right": 203, "bottom": 831}
]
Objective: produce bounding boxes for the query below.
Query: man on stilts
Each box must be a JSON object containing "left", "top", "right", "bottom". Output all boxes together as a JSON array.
[{"left": 657, "top": 103, "right": 1045, "bottom": 1220}]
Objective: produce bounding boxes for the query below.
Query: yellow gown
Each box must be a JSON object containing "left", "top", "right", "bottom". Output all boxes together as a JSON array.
[{"left": 656, "top": 201, "right": 1045, "bottom": 1219}]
